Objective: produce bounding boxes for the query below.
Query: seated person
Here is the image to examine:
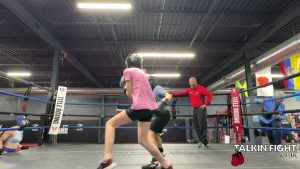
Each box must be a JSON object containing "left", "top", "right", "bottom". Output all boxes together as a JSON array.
[
  {"left": 254, "top": 91, "right": 286, "bottom": 145},
  {"left": 0, "top": 115, "right": 30, "bottom": 155},
  {"left": 281, "top": 121, "right": 295, "bottom": 143}
]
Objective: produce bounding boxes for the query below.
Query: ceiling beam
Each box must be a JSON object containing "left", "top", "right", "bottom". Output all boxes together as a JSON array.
[
  {"left": 0, "top": 0, "right": 104, "bottom": 87},
  {"left": 199, "top": 1, "right": 300, "bottom": 84}
]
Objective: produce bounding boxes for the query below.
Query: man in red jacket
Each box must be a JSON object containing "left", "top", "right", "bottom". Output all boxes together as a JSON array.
[{"left": 172, "top": 77, "right": 213, "bottom": 148}]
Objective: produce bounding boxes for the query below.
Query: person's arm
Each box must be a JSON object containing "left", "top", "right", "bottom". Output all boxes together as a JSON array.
[
  {"left": 254, "top": 98, "right": 265, "bottom": 104},
  {"left": 156, "top": 86, "right": 172, "bottom": 103},
  {"left": 123, "top": 69, "right": 132, "bottom": 99},
  {"left": 279, "top": 104, "right": 286, "bottom": 120},
  {"left": 172, "top": 89, "right": 190, "bottom": 97},
  {"left": 164, "top": 91, "right": 172, "bottom": 101},
  {"left": 0, "top": 132, "right": 12, "bottom": 155},
  {"left": 157, "top": 87, "right": 173, "bottom": 112},
  {"left": 201, "top": 87, "right": 213, "bottom": 106},
  {"left": 125, "top": 81, "right": 132, "bottom": 99}
]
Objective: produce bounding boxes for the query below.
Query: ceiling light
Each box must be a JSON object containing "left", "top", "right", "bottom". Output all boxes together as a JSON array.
[
  {"left": 7, "top": 72, "right": 31, "bottom": 77},
  {"left": 77, "top": 2, "right": 132, "bottom": 10},
  {"left": 134, "top": 53, "right": 195, "bottom": 58},
  {"left": 149, "top": 73, "right": 181, "bottom": 78}
]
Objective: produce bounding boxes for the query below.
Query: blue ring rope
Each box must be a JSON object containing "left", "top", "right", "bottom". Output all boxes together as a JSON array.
[{"left": 1, "top": 125, "right": 300, "bottom": 132}]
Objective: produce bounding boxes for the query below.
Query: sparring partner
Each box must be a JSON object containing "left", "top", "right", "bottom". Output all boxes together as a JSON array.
[
  {"left": 254, "top": 91, "right": 287, "bottom": 145},
  {"left": 97, "top": 54, "right": 173, "bottom": 169},
  {"left": 172, "top": 77, "right": 213, "bottom": 148},
  {"left": 0, "top": 115, "right": 30, "bottom": 155},
  {"left": 142, "top": 77, "right": 172, "bottom": 169}
]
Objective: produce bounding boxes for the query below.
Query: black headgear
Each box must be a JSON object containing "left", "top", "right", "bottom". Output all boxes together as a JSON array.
[
  {"left": 148, "top": 76, "right": 157, "bottom": 90},
  {"left": 125, "top": 54, "right": 143, "bottom": 69}
]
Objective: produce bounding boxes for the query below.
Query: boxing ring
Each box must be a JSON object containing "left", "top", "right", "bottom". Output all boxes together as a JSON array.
[{"left": 1, "top": 73, "right": 300, "bottom": 169}]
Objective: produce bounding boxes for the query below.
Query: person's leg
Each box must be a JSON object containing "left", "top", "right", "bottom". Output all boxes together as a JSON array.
[
  {"left": 149, "top": 111, "right": 170, "bottom": 153},
  {"left": 142, "top": 131, "right": 161, "bottom": 169},
  {"left": 103, "top": 111, "right": 133, "bottom": 160},
  {"left": 155, "top": 134, "right": 163, "bottom": 151},
  {"left": 172, "top": 115, "right": 177, "bottom": 127},
  {"left": 192, "top": 109, "right": 201, "bottom": 140},
  {"left": 272, "top": 120, "right": 282, "bottom": 145},
  {"left": 197, "top": 108, "right": 208, "bottom": 145},
  {"left": 138, "top": 121, "right": 170, "bottom": 169},
  {"left": 147, "top": 131, "right": 163, "bottom": 152},
  {"left": 260, "top": 121, "right": 275, "bottom": 145},
  {"left": 148, "top": 130, "right": 158, "bottom": 147}
]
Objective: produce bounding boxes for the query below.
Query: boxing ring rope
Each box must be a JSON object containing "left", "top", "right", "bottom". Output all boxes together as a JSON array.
[
  {"left": 1, "top": 125, "right": 300, "bottom": 132},
  {"left": 0, "top": 90, "right": 230, "bottom": 107},
  {"left": 0, "top": 71, "right": 299, "bottom": 145}
]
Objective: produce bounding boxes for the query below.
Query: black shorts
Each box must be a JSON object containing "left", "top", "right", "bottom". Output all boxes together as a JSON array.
[
  {"left": 150, "top": 110, "right": 171, "bottom": 133},
  {"left": 126, "top": 109, "right": 153, "bottom": 122}
]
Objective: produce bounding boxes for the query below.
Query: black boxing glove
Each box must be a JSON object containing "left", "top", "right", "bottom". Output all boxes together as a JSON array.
[
  {"left": 119, "top": 76, "right": 127, "bottom": 94},
  {"left": 157, "top": 98, "right": 169, "bottom": 112}
]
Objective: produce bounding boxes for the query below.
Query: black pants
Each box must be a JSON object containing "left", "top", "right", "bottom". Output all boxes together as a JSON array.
[
  {"left": 260, "top": 120, "right": 282, "bottom": 145},
  {"left": 193, "top": 108, "right": 207, "bottom": 145}
]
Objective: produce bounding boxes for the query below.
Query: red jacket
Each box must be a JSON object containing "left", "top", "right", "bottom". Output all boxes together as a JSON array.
[{"left": 172, "top": 85, "right": 213, "bottom": 109}]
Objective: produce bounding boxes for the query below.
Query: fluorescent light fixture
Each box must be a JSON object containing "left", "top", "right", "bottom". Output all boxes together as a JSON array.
[
  {"left": 77, "top": 2, "right": 132, "bottom": 10},
  {"left": 148, "top": 73, "right": 181, "bottom": 78},
  {"left": 272, "top": 74, "right": 284, "bottom": 78},
  {"left": 134, "top": 53, "right": 195, "bottom": 58},
  {"left": 7, "top": 72, "right": 31, "bottom": 77},
  {"left": 256, "top": 40, "right": 299, "bottom": 64},
  {"left": 210, "top": 80, "right": 225, "bottom": 89}
]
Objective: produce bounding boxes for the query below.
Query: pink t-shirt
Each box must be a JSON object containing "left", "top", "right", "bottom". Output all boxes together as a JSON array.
[{"left": 123, "top": 68, "right": 158, "bottom": 110}]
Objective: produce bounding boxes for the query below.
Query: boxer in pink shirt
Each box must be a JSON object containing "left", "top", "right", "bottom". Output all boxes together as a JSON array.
[{"left": 97, "top": 54, "right": 173, "bottom": 169}]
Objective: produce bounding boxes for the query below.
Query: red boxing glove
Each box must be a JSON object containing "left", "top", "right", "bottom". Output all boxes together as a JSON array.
[
  {"left": 231, "top": 153, "right": 239, "bottom": 167},
  {"left": 20, "top": 146, "right": 29, "bottom": 150},
  {"left": 236, "top": 151, "right": 244, "bottom": 165}
]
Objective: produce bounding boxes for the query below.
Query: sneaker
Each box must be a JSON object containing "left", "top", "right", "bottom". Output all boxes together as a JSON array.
[
  {"left": 97, "top": 158, "right": 117, "bottom": 169},
  {"left": 197, "top": 142, "right": 207, "bottom": 148},
  {"left": 142, "top": 161, "right": 160, "bottom": 169},
  {"left": 160, "top": 129, "right": 168, "bottom": 136}
]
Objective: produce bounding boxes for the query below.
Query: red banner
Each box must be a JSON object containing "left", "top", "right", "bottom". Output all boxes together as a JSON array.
[{"left": 230, "top": 88, "right": 243, "bottom": 134}]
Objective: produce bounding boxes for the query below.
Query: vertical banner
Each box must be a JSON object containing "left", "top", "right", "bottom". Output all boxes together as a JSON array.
[
  {"left": 280, "top": 53, "right": 300, "bottom": 90},
  {"left": 49, "top": 86, "right": 68, "bottom": 135},
  {"left": 255, "top": 67, "right": 274, "bottom": 97},
  {"left": 290, "top": 53, "right": 300, "bottom": 90},
  {"left": 231, "top": 88, "right": 243, "bottom": 134}
]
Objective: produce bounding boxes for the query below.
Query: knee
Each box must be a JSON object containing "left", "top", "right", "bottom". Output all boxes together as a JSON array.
[
  {"left": 138, "top": 136, "right": 150, "bottom": 145},
  {"left": 106, "top": 119, "right": 117, "bottom": 128},
  {"left": 149, "top": 130, "right": 157, "bottom": 137},
  {"left": 138, "top": 137, "right": 145, "bottom": 145}
]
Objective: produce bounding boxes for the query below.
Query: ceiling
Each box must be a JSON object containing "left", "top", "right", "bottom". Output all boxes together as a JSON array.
[{"left": 0, "top": 0, "right": 300, "bottom": 89}]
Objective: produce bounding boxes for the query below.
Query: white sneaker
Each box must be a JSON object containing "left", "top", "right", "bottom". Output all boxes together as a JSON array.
[{"left": 160, "top": 129, "right": 168, "bottom": 136}]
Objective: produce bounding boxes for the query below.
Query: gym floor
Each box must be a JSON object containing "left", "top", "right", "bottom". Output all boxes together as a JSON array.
[{"left": 0, "top": 144, "right": 299, "bottom": 169}]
